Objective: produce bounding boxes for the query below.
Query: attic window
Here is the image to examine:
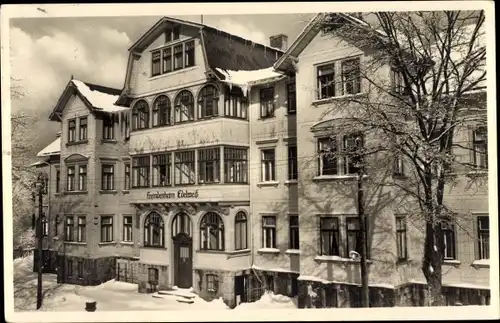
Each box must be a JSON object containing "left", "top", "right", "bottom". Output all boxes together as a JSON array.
[
  {"left": 165, "top": 26, "right": 181, "bottom": 43},
  {"left": 152, "top": 39, "right": 195, "bottom": 77}
]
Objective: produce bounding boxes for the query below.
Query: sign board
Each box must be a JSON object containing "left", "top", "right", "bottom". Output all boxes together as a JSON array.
[{"left": 146, "top": 190, "right": 199, "bottom": 200}]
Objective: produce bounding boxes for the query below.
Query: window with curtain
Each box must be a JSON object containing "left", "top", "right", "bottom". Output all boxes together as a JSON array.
[
  {"left": 320, "top": 217, "right": 339, "bottom": 256},
  {"left": 262, "top": 216, "right": 277, "bottom": 248},
  {"left": 200, "top": 212, "right": 224, "bottom": 251},
  {"left": 235, "top": 212, "right": 247, "bottom": 250}
]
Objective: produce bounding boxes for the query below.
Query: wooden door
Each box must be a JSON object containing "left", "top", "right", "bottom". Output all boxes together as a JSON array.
[{"left": 173, "top": 233, "right": 193, "bottom": 288}]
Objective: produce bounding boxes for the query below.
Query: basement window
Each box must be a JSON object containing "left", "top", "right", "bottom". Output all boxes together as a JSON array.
[{"left": 206, "top": 274, "right": 219, "bottom": 293}]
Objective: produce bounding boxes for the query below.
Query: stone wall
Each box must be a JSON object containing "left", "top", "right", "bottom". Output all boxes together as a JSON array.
[
  {"left": 194, "top": 269, "right": 236, "bottom": 308},
  {"left": 116, "top": 258, "right": 140, "bottom": 284},
  {"left": 56, "top": 255, "right": 116, "bottom": 286},
  {"left": 137, "top": 263, "right": 169, "bottom": 293}
]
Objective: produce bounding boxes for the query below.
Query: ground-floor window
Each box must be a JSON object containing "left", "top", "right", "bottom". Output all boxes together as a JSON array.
[
  {"left": 148, "top": 268, "right": 159, "bottom": 286},
  {"left": 206, "top": 274, "right": 219, "bottom": 293},
  {"left": 77, "top": 261, "right": 84, "bottom": 279},
  {"left": 67, "top": 259, "right": 73, "bottom": 277}
]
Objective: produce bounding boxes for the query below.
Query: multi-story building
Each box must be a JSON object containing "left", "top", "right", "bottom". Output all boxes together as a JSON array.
[{"left": 32, "top": 13, "right": 490, "bottom": 308}]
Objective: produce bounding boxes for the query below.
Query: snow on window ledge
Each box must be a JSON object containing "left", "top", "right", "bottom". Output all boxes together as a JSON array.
[
  {"left": 284, "top": 180, "right": 298, "bottom": 185},
  {"left": 98, "top": 241, "right": 117, "bottom": 246},
  {"left": 257, "top": 248, "right": 280, "bottom": 254},
  {"left": 257, "top": 181, "right": 280, "bottom": 188},
  {"left": 285, "top": 249, "right": 301, "bottom": 255},
  {"left": 312, "top": 93, "right": 368, "bottom": 106},
  {"left": 314, "top": 255, "right": 372, "bottom": 264},
  {"left": 471, "top": 259, "right": 490, "bottom": 268}
]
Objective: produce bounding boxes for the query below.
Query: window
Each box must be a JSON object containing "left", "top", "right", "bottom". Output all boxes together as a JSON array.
[
  {"left": 67, "top": 259, "right": 73, "bottom": 277},
  {"left": 343, "top": 134, "right": 363, "bottom": 175},
  {"left": 132, "top": 100, "right": 149, "bottom": 130},
  {"left": 68, "top": 119, "right": 76, "bottom": 143},
  {"left": 262, "top": 216, "right": 277, "bottom": 248},
  {"left": 152, "top": 95, "right": 172, "bottom": 127},
  {"left": 123, "top": 215, "right": 133, "bottom": 242},
  {"left": 66, "top": 166, "right": 75, "bottom": 191},
  {"left": 65, "top": 216, "right": 74, "bottom": 241},
  {"left": 55, "top": 169, "right": 60, "bottom": 193},
  {"left": 395, "top": 216, "right": 407, "bottom": 261},
  {"left": 54, "top": 215, "right": 59, "bottom": 237},
  {"left": 132, "top": 156, "right": 150, "bottom": 188},
  {"left": 174, "top": 90, "right": 195, "bottom": 123},
  {"left": 341, "top": 58, "right": 361, "bottom": 95},
  {"left": 77, "top": 261, "right": 84, "bottom": 279},
  {"left": 224, "top": 86, "right": 247, "bottom": 119},
  {"left": 200, "top": 212, "right": 224, "bottom": 251},
  {"left": 77, "top": 216, "right": 86, "bottom": 242},
  {"left": 206, "top": 274, "right": 219, "bottom": 293},
  {"left": 173, "top": 26, "right": 180, "bottom": 40},
  {"left": 198, "top": 85, "right": 219, "bottom": 119},
  {"left": 441, "top": 221, "right": 456, "bottom": 260},
  {"left": 165, "top": 28, "right": 173, "bottom": 43},
  {"left": 172, "top": 213, "right": 191, "bottom": 237},
  {"left": 287, "top": 81, "right": 296, "bottom": 114},
  {"left": 224, "top": 147, "right": 248, "bottom": 183},
  {"left": 124, "top": 163, "right": 130, "bottom": 190},
  {"left": 103, "top": 114, "right": 115, "bottom": 140},
  {"left": 477, "top": 216, "right": 489, "bottom": 259},
  {"left": 41, "top": 217, "right": 48, "bottom": 237},
  {"left": 320, "top": 217, "right": 340, "bottom": 256},
  {"left": 163, "top": 47, "right": 172, "bottom": 73},
  {"left": 472, "top": 127, "right": 488, "bottom": 168},
  {"left": 317, "top": 64, "right": 335, "bottom": 99},
  {"left": 101, "top": 165, "right": 114, "bottom": 191},
  {"left": 261, "top": 149, "right": 276, "bottom": 182},
  {"left": 185, "top": 40, "right": 195, "bottom": 68},
  {"left": 152, "top": 153, "right": 171, "bottom": 187},
  {"left": 174, "top": 44, "right": 183, "bottom": 70},
  {"left": 260, "top": 87, "right": 275, "bottom": 118},
  {"left": 78, "top": 165, "right": 87, "bottom": 191},
  {"left": 346, "top": 218, "right": 362, "bottom": 256},
  {"left": 288, "top": 146, "right": 298, "bottom": 180},
  {"left": 124, "top": 111, "right": 131, "bottom": 138},
  {"left": 318, "top": 137, "right": 338, "bottom": 176},
  {"left": 151, "top": 51, "right": 161, "bottom": 77},
  {"left": 144, "top": 212, "right": 164, "bottom": 247},
  {"left": 393, "top": 155, "right": 405, "bottom": 177},
  {"left": 235, "top": 212, "right": 247, "bottom": 250},
  {"left": 289, "top": 215, "right": 299, "bottom": 250},
  {"left": 174, "top": 150, "right": 195, "bottom": 185},
  {"left": 79, "top": 117, "right": 88, "bottom": 141},
  {"left": 391, "top": 69, "right": 411, "bottom": 95},
  {"left": 198, "top": 148, "right": 220, "bottom": 184},
  {"left": 148, "top": 268, "right": 159, "bottom": 285},
  {"left": 100, "top": 216, "right": 114, "bottom": 243}
]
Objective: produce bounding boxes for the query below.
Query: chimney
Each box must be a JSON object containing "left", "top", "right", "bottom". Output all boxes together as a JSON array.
[{"left": 269, "top": 34, "right": 288, "bottom": 52}]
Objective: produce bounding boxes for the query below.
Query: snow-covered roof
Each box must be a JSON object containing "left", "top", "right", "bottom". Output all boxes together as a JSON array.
[
  {"left": 30, "top": 160, "right": 49, "bottom": 167},
  {"left": 36, "top": 137, "right": 61, "bottom": 157},
  {"left": 215, "top": 67, "right": 285, "bottom": 95},
  {"left": 71, "top": 80, "right": 129, "bottom": 113}
]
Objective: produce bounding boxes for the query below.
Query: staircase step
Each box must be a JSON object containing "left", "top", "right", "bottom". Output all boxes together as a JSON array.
[
  {"left": 176, "top": 297, "right": 194, "bottom": 304},
  {"left": 152, "top": 292, "right": 164, "bottom": 299},
  {"left": 158, "top": 290, "right": 196, "bottom": 299}
]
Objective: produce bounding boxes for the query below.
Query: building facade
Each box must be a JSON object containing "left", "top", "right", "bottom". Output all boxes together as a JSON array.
[{"left": 32, "top": 14, "right": 490, "bottom": 308}]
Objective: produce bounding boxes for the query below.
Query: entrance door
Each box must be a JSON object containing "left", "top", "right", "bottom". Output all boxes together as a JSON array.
[{"left": 173, "top": 232, "right": 193, "bottom": 288}]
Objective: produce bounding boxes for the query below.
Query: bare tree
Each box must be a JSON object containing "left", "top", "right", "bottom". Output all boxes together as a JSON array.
[{"left": 318, "top": 11, "right": 487, "bottom": 306}]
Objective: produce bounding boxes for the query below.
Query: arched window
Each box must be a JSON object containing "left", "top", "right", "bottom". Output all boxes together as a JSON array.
[
  {"left": 144, "top": 212, "right": 164, "bottom": 247},
  {"left": 152, "top": 95, "right": 172, "bottom": 127},
  {"left": 172, "top": 212, "right": 192, "bottom": 237},
  {"left": 200, "top": 212, "right": 224, "bottom": 251},
  {"left": 234, "top": 211, "right": 247, "bottom": 250},
  {"left": 132, "top": 100, "right": 149, "bottom": 130},
  {"left": 174, "top": 90, "right": 195, "bottom": 123},
  {"left": 198, "top": 85, "right": 219, "bottom": 119}
]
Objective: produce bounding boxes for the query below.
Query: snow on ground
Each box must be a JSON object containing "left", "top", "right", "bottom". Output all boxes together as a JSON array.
[{"left": 13, "top": 255, "right": 295, "bottom": 312}]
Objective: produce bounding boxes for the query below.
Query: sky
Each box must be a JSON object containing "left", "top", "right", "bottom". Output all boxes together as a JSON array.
[{"left": 9, "top": 13, "right": 314, "bottom": 156}]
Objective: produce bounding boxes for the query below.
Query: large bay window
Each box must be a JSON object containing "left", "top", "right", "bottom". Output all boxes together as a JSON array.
[
  {"left": 198, "top": 85, "right": 219, "bottom": 119},
  {"left": 174, "top": 150, "right": 195, "bottom": 185},
  {"left": 174, "top": 90, "right": 195, "bottom": 123},
  {"left": 198, "top": 148, "right": 220, "bottom": 184},
  {"left": 224, "top": 147, "right": 248, "bottom": 183},
  {"left": 152, "top": 153, "right": 171, "bottom": 187}
]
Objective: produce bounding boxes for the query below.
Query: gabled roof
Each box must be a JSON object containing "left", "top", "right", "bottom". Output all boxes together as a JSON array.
[
  {"left": 117, "top": 16, "right": 284, "bottom": 105},
  {"left": 274, "top": 12, "right": 384, "bottom": 72},
  {"left": 49, "top": 79, "right": 128, "bottom": 121},
  {"left": 36, "top": 137, "right": 61, "bottom": 157}
]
